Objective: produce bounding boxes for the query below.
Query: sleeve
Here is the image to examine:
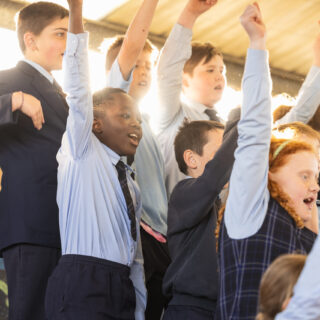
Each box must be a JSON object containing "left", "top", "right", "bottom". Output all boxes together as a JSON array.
[
  {"left": 0, "top": 93, "right": 19, "bottom": 126},
  {"left": 129, "top": 229, "right": 147, "bottom": 320},
  {"left": 60, "top": 32, "right": 93, "bottom": 160},
  {"left": 168, "top": 109, "right": 240, "bottom": 233},
  {"left": 153, "top": 23, "right": 192, "bottom": 132},
  {"left": 106, "top": 58, "right": 133, "bottom": 93},
  {"left": 275, "top": 66, "right": 320, "bottom": 125},
  {"left": 224, "top": 49, "right": 272, "bottom": 239},
  {"left": 275, "top": 234, "right": 320, "bottom": 320}
]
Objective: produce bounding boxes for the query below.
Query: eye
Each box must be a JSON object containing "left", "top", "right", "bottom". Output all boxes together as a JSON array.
[
  {"left": 207, "top": 69, "right": 214, "bottom": 73},
  {"left": 121, "top": 113, "right": 130, "bottom": 119},
  {"left": 56, "top": 32, "right": 65, "bottom": 38},
  {"left": 302, "top": 174, "right": 309, "bottom": 181}
]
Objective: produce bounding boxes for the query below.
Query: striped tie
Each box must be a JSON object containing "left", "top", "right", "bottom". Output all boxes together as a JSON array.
[{"left": 116, "top": 160, "right": 137, "bottom": 241}]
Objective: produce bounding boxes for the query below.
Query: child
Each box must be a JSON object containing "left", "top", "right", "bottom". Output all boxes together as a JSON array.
[
  {"left": 217, "top": 4, "right": 319, "bottom": 320},
  {"left": 162, "top": 114, "right": 240, "bottom": 320},
  {"left": 103, "top": 4, "right": 171, "bottom": 317},
  {"left": 152, "top": 0, "right": 224, "bottom": 196},
  {"left": 0, "top": 2, "right": 69, "bottom": 319},
  {"left": 275, "top": 234, "right": 320, "bottom": 319},
  {"left": 256, "top": 254, "right": 306, "bottom": 320},
  {"left": 45, "top": 1, "right": 146, "bottom": 319}
]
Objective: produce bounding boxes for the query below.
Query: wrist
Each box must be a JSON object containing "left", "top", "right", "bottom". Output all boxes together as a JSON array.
[
  {"left": 178, "top": 8, "right": 199, "bottom": 29},
  {"left": 12, "top": 91, "right": 24, "bottom": 112},
  {"left": 249, "top": 37, "right": 266, "bottom": 50}
]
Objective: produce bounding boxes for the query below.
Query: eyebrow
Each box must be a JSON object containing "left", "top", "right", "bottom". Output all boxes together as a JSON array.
[{"left": 53, "top": 28, "right": 68, "bottom": 32}]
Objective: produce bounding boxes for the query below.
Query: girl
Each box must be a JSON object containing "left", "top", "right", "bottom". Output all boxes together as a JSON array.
[
  {"left": 216, "top": 3, "right": 319, "bottom": 320},
  {"left": 256, "top": 254, "right": 306, "bottom": 320}
]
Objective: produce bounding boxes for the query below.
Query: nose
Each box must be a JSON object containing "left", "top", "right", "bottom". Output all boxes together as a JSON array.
[{"left": 311, "top": 178, "right": 320, "bottom": 193}]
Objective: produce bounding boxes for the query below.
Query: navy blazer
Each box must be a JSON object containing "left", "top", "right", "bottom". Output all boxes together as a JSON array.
[{"left": 0, "top": 61, "right": 68, "bottom": 254}]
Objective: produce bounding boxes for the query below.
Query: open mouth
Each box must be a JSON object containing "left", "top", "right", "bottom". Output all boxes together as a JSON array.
[
  {"left": 128, "top": 133, "right": 140, "bottom": 147},
  {"left": 303, "top": 197, "right": 315, "bottom": 210},
  {"left": 214, "top": 85, "right": 223, "bottom": 91},
  {"left": 138, "top": 81, "right": 148, "bottom": 87}
]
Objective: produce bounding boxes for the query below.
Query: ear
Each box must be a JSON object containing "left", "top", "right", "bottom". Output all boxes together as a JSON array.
[
  {"left": 182, "top": 73, "right": 190, "bottom": 89},
  {"left": 24, "top": 32, "right": 37, "bottom": 52},
  {"left": 183, "top": 149, "right": 197, "bottom": 170},
  {"left": 92, "top": 118, "right": 103, "bottom": 135}
]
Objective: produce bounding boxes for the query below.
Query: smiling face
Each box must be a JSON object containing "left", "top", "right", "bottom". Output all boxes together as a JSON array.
[
  {"left": 93, "top": 92, "right": 142, "bottom": 156},
  {"left": 24, "top": 17, "right": 68, "bottom": 72},
  {"left": 269, "top": 151, "right": 320, "bottom": 223},
  {"left": 182, "top": 54, "right": 226, "bottom": 107},
  {"left": 128, "top": 49, "right": 153, "bottom": 101}
]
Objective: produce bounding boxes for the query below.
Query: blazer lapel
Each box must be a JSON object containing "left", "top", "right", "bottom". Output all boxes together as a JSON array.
[{"left": 17, "top": 61, "right": 69, "bottom": 123}]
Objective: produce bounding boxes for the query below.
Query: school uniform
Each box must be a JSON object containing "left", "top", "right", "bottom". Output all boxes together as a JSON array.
[
  {"left": 152, "top": 23, "right": 223, "bottom": 197},
  {"left": 162, "top": 108, "right": 240, "bottom": 320},
  {"left": 0, "top": 58, "right": 68, "bottom": 319},
  {"left": 45, "top": 32, "right": 146, "bottom": 320},
  {"left": 216, "top": 49, "right": 317, "bottom": 320},
  {"left": 107, "top": 59, "right": 171, "bottom": 319}
]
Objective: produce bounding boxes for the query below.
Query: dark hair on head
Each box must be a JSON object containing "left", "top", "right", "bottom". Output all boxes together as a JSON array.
[
  {"left": 103, "top": 35, "right": 157, "bottom": 72},
  {"left": 256, "top": 254, "right": 306, "bottom": 320},
  {"left": 174, "top": 119, "right": 225, "bottom": 175},
  {"left": 92, "top": 87, "right": 129, "bottom": 119},
  {"left": 17, "top": 1, "right": 69, "bottom": 53},
  {"left": 183, "top": 42, "right": 223, "bottom": 75}
]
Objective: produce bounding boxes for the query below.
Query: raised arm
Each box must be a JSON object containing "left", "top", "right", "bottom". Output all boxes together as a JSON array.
[
  {"left": 275, "top": 23, "right": 320, "bottom": 125},
  {"left": 154, "top": 0, "right": 217, "bottom": 132},
  {"left": 61, "top": 0, "right": 92, "bottom": 159},
  {"left": 224, "top": 3, "right": 272, "bottom": 239},
  {"left": 116, "top": 0, "right": 159, "bottom": 81}
]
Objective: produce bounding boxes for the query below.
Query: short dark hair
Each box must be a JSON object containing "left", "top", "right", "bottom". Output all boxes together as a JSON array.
[
  {"left": 103, "top": 35, "right": 157, "bottom": 72},
  {"left": 183, "top": 42, "right": 222, "bottom": 75},
  {"left": 174, "top": 119, "right": 225, "bottom": 175},
  {"left": 92, "top": 87, "right": 129, "bottom": 118},
  {"left": 17, "top": 1, "right": 69, "bottom": 53}
]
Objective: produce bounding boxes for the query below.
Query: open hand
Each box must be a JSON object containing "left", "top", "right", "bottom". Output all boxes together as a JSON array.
[{"left": 240, "top": 2, "right": 266, "bottom": 50}]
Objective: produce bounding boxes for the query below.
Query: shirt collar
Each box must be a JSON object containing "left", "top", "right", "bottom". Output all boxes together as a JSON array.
[
  {"left": 181, "top": 93, "right": 215, "bottom": 115},
  {"left": 23, "top": 59, "right": 54, "bottom": 84},
  {"left": 104, "top": 145, "right": 135, "bottom": 174}
]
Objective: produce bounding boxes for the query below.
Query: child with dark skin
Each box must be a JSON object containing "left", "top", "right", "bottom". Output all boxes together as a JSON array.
[{"left": 45, "top": 1, "right": 146, "bottom": 319}]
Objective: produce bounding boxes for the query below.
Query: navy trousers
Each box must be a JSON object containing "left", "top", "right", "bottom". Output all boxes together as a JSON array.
[
  {"left": 2, "top": 243, "right": 61, "bottom": 320},
  {"left": 163, "top": 305, "right": 216, "bottom": 320},
  {"left": 45, "top": 254, "right": 136, "bottom": 320}
]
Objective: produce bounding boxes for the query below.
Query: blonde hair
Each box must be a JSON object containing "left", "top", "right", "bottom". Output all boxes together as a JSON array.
[{"left": 256, "top": 254, "right": 306, "bottom": 320}]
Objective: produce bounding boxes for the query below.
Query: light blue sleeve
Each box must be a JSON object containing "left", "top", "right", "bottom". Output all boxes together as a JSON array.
[
  {"left": 130, "top": 227, "right": 147, "bottom": 320},
  {"left": 225, "top": 49, "right": 272, "bottom": 239},
  {"left": 154, "top": 23, "right": 192, "bottom": 132},
  {"left": 61, "top": 32, "right": 93, "bottom": 160},
  {"left": 275, "top": 65, "right": 320, "bottom": 125},
  {"left": 106, "top": 58, "right": 133, "bottom": 93},
  {"left": 275, "top": 234, "right": 320, "bottom": 320}
]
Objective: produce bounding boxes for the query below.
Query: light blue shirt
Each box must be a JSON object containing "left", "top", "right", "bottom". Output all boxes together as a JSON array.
[
  {"left": 23, "top": 59, "right": 54, "bottom": 84},
  {"left": 152, "top": 23, "right": 222, "bottom": 197},
  {"left": 224, "top": 49, "right": 272, "bottom": 239},
  {"left": 57, "top": 32, "right": 146, "bottom": 319},
  {"left": 107, "top": 59, "right": 168, "bottom": 235},
  {"left": 275, "top": 233, "right": 320, "bottom": 319},
  {"left": 275, "top": 65, "right": 320, "bottom": 125}
]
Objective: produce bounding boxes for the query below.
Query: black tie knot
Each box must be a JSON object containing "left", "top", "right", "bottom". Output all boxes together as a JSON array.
[{"left": 205, "top": 108, "right": 220, "bottom": 122}]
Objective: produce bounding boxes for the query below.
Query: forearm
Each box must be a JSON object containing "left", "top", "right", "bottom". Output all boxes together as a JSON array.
[
  {"left": 275, "top": 66, "right": 320, "bottom": 125},
  {"left": 0, "top": 93, "right": 19, "bottom": 126},
  {"left": 68, "top": 1, "right": 84, "bottom": 34},
  {"left": 225, "top": 49, "right": 272, "bottom": 239},
  {"left": 155, "top": 24, "right": 192, "bottom": 131},
  {"left": 118, "top": 0, "right": 159, "bottom": 80}
]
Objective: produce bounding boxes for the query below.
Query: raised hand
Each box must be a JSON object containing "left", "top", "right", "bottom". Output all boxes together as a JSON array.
[
  {"left": 179, "top": 0, "right": 218, "bottom": 29},
  {"left": 240, "top": 2, "right": 266, "bottom": 50},
  {"left": 313, "top": 21, "right": 320, "bottom": 67},
  {"left": 66, "top": 0, "right": 83, "bottom": 34},
  {"left": 12, "top": 91, "right": 45, "bottom": 130}
]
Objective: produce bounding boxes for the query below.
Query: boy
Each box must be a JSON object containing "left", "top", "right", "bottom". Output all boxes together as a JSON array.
[
  {"left": 0, "top": 2, "right": 69, "bottom": 319},
  {"left": 45, "top": 1, "right": 146, "bottom": 319},
  {"left": 152, "top": 0, "right": 224, "bottom": 196},
  {"left": 104, "top": 5, "right": 171, "bottom": 317},
  {"left": 162, "top": 114, "right": 239, "bottom": 319}
]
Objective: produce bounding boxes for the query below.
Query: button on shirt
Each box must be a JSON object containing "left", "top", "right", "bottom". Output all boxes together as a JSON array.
[{"left": 57, "top": 32, "right": 146, "bottom": 319}]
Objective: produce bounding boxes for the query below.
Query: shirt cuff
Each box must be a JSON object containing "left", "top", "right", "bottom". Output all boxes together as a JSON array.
[{"left": 66, "top": 32, "right": 89, "bottom": 56}]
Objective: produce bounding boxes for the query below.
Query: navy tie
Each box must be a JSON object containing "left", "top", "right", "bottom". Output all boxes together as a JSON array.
[
  {"left": 116, "top": 160, "right": 137, "bottom": 241},
  {"left": 205, "top": 108, "right": 220, "bottom": 122}
]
